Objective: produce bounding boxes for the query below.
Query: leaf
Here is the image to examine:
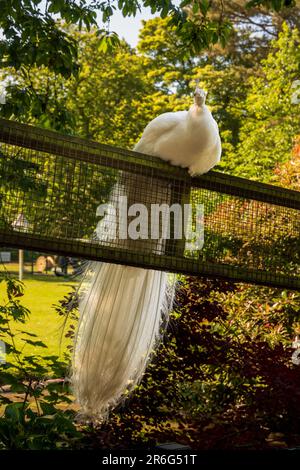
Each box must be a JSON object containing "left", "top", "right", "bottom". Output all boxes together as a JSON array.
[
  {"left": 9, "top": 382, "right": 27, "bottom": 393},
  {"left": 0, "top": 395, "right": 13, "bottom": 405},
  {"left": 40, "top": 401, "right": 57, "bottom": 415},
  {"left": 17, "top": 330, "right": 38, "bottom": 338},
  {"left": 21, "top": 339, "right": 47, "bottom": 348},
  {"left": 199, "top": 0, "right": 210, "bottom": 16},
  {"left": 4, "top": 402, "right": 25, "bottom": 422}
]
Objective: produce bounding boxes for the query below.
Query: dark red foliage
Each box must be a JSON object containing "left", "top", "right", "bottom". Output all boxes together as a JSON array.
[{"left": 84, "top": 276, "right": 300, "bottom": 450}]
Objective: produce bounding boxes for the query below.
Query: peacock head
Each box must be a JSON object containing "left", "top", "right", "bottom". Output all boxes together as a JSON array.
[{"left": 194, "top": 87, "right": 207, "bottom": 107}]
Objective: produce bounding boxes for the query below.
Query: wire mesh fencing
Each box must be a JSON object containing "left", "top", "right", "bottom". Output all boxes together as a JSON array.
[{"left": 0, "top": 118, "right": 300, "bottom": 290}]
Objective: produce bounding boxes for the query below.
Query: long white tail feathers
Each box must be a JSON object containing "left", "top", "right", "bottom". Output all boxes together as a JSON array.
[
  {"left": 71, "top": 169, "right": 175, "bottom": 418},
  {"left": 71, "top": 261, "right": 175, "bottom": 418}
]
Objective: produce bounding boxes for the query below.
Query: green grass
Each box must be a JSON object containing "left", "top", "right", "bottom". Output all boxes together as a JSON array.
[{"left": 0, "top": 268, "right": 78, "bottom": 359}]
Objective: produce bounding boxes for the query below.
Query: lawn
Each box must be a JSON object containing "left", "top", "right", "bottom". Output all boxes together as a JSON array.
[{"left": 0, "top": 265, "right": 79, "bottom": 359}]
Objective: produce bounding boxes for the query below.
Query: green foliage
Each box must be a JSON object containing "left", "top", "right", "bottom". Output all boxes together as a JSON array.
[
  {"left": 0, "top": 151, "right": 46, "bottom": 195},
  {"left": 0, "top": 148, "right": 48, "bottom": 228},
  {"left": 4, "top": 15, "right": 299, "bottom": 182},
  {"left": 0, "top": 275, "right": 80, "bottom": 450},
  {"left": 1, "top": 273, "right": 299, "bottom": 449},
  {"left": 53, "top": 287, "right": 79, "bottom": 355},
  {"left": 0, "top": 0, "right": 296, "bottom": 122},
  {"left": 88, "top": 277, "right": 300, "bottom": 449},
  {"left": 0, "top": 0, "right": 299, "bottom": 453},
  {"left": 0, "top": 402, "right": 79, "bottom": 450},
  {"left": 246, "top": 0, "right": 296, "bottom": 9},
  {"left": 223, "top": 24, "right": 300, "bottom": 181},
  {"left": 169, "top": 7, "right": 234, "bottom": 55},
  {"left": 0, "top": 27, "right": 188, "bottom": 144},
  {"left": 0, "top": 1, "right": 86, "bottom": 76},
  {"left": 0, "top": 0, "right": 293, "bottom": 69},
  {"left": 1, "top": 8, "right": 299, "bottom": 181}
]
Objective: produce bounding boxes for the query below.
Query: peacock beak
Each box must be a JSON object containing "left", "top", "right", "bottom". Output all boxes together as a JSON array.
[{"left": 194, "top": 88, "right": 207, "bottom": 106}]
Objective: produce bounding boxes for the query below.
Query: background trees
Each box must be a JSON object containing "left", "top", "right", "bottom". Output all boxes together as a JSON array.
[
  {"left": 226, "top": 24, "right": 300, "bottom": 181},
  {"left": 1, "top": 4, "right": 299, "bottom": 241},
  {"left": 0, "top": 0, "right": 298, "bottom": 122},
  {"left": 2, "top": 11, "right": 299, "bottom": 181},
  {"left": 1, "top": 2, "right": 300, "bottom": 451}
]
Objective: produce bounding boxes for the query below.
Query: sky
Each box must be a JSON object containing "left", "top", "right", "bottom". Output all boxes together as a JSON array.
[
  {"left": 108, "top": 8, "right": 155, "bottom": 47},
  {"left": 107, "top": 0, "right": 180, "bottom": 46},
  {"left": 32, "top": 1, "right": 156, "bottom": 48},
  {"left": 0, "top": 2, "right": 174, "bottom": 47}
]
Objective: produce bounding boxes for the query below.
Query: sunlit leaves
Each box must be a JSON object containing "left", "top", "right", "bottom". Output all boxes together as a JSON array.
[
  {"left": 0, "top": 276, "right": 79, "bottom": 449},
  {"left": 246, "top": 0, "right": 295, "bottom": 11},
  {"left": 96, "top": 30, "right": 121, "bottom": 53},
  {"left": 226, "top": 24, "right": 300, "bottom": 181}
]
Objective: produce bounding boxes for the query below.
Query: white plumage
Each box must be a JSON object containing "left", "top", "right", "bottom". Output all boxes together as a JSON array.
[
  {"left": 134, "top": 87, "right": 221, "bottom": 176},
  {"left": 71, "top": 86, "right": 222, "bottom": 418}
]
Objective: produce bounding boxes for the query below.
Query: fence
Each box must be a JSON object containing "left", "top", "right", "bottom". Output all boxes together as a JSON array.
[{"left": 0, "top": 118, "right": 299, "bottom": 290}]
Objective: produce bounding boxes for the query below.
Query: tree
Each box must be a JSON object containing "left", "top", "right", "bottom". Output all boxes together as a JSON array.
[
  {"left": 274, "top": 136, "right": 300, "bottom": 190},
  {"left": 137, "top": 16, "right": 256, "bottom": 162},
  {"left": 221, "top": 23, "right": 300, "bottom": 181},
  {"left": 198, "top": 1, "right": 300, "bottom": 70},
  {"left": 0, "top": 1, "right": 297, "bottom": 127},
  {"left": 0, "top": 23, "right": 192, "bottom": 140},
  {"left": 0, "top": 1, "right": 296, "bottom": 76},
  {"left": 0, "top": 0, "right": 96, "bottom": 77},
  {"left": 0, "top": 28, "right": 183, "bottom": 237},
  {"left": 2, "top": 13, "right": 300, "bottom": 182}
]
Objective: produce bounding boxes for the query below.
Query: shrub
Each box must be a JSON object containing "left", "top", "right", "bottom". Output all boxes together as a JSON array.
[{"left": 0, "top": 276, "right": 81, "bottom": 449}]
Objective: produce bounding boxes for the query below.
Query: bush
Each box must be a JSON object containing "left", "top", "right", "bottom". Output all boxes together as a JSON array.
[
  {"left": 0, "top": 276, "right": 81, "bottom": 449},
  {"left": 87, "top": 276, "right": 300, "bottom": 450},
  {"left": 2, "top": 273, "right": 300, "bottom": 450}
]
